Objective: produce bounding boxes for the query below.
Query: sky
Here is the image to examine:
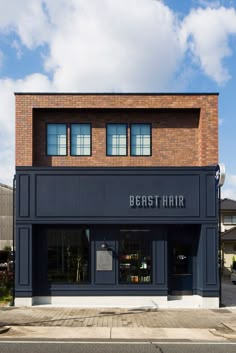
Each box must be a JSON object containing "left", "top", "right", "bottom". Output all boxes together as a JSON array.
[{"left": 0, "top": 0, "right": 236, "bottom": 198}]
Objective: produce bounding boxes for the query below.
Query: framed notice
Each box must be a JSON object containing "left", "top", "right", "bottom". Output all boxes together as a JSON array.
[{"left": 96, "top": 250, "right": 113, "bottom": 271}]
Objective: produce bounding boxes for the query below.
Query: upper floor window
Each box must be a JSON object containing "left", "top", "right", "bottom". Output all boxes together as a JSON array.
[
  {"left": 107, "top": 124, "right": 127, "bottom": 156},
  {"left": 47, "top": 124, "right": 67, "bottom": 156},
  {"left": 131, "top": 124, "right": 151, "bottom": 156},
  {"left": 223, "top": 215, "right": 236, "bottom": 224},
  {"left": 71, "top": 124, "right": 91, "bottom": 156}
]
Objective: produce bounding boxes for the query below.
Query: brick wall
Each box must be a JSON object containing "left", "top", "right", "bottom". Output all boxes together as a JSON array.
[{"left": 15, "top": 93, "right": 218, "bottom": 167}]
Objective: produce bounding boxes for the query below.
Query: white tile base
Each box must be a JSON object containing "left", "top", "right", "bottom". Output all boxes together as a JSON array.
[
  {"left": 14, "top": 295, "right": 220, "bottom": 309},
  {"left": 14, "top": 297, "right": 33, "bottom": 306}
]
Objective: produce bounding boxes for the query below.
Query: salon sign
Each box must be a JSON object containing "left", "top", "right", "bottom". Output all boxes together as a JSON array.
[{"left": 129, "top": 195, "right": 185, "bottom": 208}]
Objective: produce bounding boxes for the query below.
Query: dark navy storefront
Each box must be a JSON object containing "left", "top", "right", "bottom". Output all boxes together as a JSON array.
[{"left": 15, "top": 166, "right": 219, "bottom": 307}]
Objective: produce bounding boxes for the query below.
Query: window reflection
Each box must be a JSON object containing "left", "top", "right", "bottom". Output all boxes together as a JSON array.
[
  {"left": 47, "top": 227, "right": 90, "bottom": 283},
  {"left": 119, "top": 230, "right": 152, "bottom": 284},
  {"left": 172, "top": 246, "right": 192, "bottom": 275}
]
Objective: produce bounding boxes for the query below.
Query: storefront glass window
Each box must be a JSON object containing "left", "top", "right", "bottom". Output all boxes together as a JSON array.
[
  {"left": 47, "top": 227, "right": 90, "bottom": 283},
  {"left": 119, "top": 230, "right": 152, "bottom": 284}
]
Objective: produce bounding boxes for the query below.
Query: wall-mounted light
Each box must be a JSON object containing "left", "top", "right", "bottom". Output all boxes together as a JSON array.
[{"left": 101, "top": 240, "right": 108, "bottom": 249}]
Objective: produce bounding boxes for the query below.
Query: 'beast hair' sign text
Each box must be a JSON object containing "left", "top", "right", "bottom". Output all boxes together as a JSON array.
[{"left": 129, "top": 195, "right": 185, "bottom": 208}]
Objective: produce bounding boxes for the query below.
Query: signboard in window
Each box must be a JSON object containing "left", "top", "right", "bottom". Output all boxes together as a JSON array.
[{"left": 96, "top": 250, "right": 113, "bottom": 271}]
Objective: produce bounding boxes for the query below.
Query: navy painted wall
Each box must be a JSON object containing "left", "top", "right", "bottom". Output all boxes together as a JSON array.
[
  {"left": 16, "top": 167, "right": 218, "bottom": 224},
  {"left": 15, "top": 167, "right": 219, "bottom": 298}
]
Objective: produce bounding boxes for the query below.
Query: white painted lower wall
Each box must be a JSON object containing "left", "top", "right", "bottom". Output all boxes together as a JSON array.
[{"left": 14, "top": 295, "right": 219, "bottom": 309}]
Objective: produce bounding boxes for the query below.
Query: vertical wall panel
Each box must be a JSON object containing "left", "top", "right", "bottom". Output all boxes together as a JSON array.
[
  {"left": 206, "top": 227, "right": 218, "bottom": 285},
  {"left": 18, "top": 228, "right": 30, "bottom": 285},
  {"left": 19, "top": 175, "right": 30, "bottom": 217},
  {"left": 206, "top": 174, "right": 216, "bottom": 217},
  {"left": 156, "top": 231, "right": 167, "bottom": 288}
]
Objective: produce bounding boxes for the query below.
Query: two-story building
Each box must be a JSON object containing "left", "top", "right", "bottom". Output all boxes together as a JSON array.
[{"left": 15, "top": 93, "right": 219, "bottom": 308}]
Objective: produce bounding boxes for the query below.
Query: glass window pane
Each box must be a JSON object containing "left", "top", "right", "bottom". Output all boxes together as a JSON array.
[
  {"left": 75, "top": 136, "right": 82, "bottom": 145},
  {"left": 71, "top": 124, "right": 91, "bottom": 156},
  {"left": 119, "top": 147, "right": 126, "bottom": 155},
  {"left": 119, "top": 136, "right": 126, "bottom": 145},
  {"left": 72, "top": 124, "right": 80, "bottom": 134},
  {"left": 48, "top": 227, "right": 90, "bottom": 284},
  {"left": 131, "top": 124, "right": 151, "bottom": 156},
  {"left": 81, "top": 124, "right": 90, "bottom": 134},
  {"left": 83, "top": 136, "right": 90, "bottom": 144},
  {"left": 117, "top": 125, "right": 126, "bottom": 134},
  {"left": 58, "top": 136, "right": 66, "bottom": 145},
  {"left": 57, "top": 124, "right": 66, "bottom": 134},
  {"left": 224, "top": 216, "right": 232, "bottom": 224},
  {"left": 47, "top": 124, "right": 57, "bottom": 134},
  {"left": 108, "top": 125, "right": 116, "bottom": 135},
  {"left": 143, "top": 136, "right": 150, "bottom": 144},
  {"left": 141, "top": 125, "right": 150, "bottom": 134},
  {"left": 143, "top": 147, "right": 151, "bottom": 155},
  {"left": 107, "top": 124, "right": 127, "bottom": 156},
  {"left": 83, "top": 147, "right": 91, "bottom": 155},
  {"left": 58, "top": 146, "right": 67, "bottom": 155},
  {"left": 131, "top": 125, "right": 140, "bottom": 135},
  {"left": 47, "top": 135, "right": 57, "bottom": 144},
  {"left": 47, "top": 145, "right": 57, "bottom": 155},
  {"left": 233, "top": 216, "right": 236, "bottom": 224},
  {"left": 47, "top": 124, "right": 67, "bottom": 156},
  {"left": 119, "top": 231, "right": 152, "bottom": 284}
]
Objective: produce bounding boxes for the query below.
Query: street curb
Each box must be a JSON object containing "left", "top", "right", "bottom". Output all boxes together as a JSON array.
[{"left": 0, "top": 326, "right": 231, "bottom": 341}]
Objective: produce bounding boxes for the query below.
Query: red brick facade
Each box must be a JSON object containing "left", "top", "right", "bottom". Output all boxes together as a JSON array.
[{"left": 15, "top": 93, "right": 218, "bottom": 167}]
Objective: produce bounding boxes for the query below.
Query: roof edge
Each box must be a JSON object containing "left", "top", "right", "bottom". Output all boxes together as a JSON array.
[{"left": 14, "top": 92, "right": 220, "bottom": 96}]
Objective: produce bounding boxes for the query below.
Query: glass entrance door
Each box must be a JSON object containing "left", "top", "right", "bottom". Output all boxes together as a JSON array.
[{"left": 168, "top": 228, "right": 194, "bottom": 295}]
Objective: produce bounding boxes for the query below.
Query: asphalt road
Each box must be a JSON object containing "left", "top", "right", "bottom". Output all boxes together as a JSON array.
[{"left": 0, "top": 342, "right": 236, "bottom": 353}]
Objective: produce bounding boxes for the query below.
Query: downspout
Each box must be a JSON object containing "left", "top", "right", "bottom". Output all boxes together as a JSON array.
[
  {"left": 218, "top": 185, "right": 222, "bottom": 307},
  {"left": 11, "top": 174, "right": 16, "bottom": 306}
]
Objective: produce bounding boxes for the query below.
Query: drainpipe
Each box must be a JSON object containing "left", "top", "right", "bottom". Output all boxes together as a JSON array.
[
  {"left": 216, "top": 163, "right": 226, "bottom": 308},
  {"left": 11, "top": 175, "right": 16, "bottom": 306},
  {"left": 218, "top": 185, "right": 222, "bottom": 307}
]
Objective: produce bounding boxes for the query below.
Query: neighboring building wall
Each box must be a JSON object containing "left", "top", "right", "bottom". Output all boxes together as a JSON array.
[
  {"left": 221, "top": 213, "right": 236, "bottom": 233},
  {"left": 15, "top": 93, "right": 218, "bottom": 167},
  {"left": 0, "top": 183, "right": 13, "bottom": 250},
  {"left": 222, "top": 242, "right": 236, "bottom": 276}
]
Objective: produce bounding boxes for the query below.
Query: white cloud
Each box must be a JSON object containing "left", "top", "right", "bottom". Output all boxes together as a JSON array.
[
  {"left": 197, "top": 0, "right": 221, "bottom": 8},
  {"left": 0, "top": 0, "right": 52, "bottom": 48},
  {"left": 222, "top": 187, "right": 236, "bottom": 201},
  {"left": 227, "top": 175, "right": 236, "bottom": 187},
  {"left": 0, "top": 74, "right": 52, "bottom": 185},
  {"left": 180, "top": 7, "right": 236, "bottom": 84},
  {"left": 222, "top": 174, "right": 236, "bottom": 201},
  {"left": 0, "top": 1, "right": 236, "bottom": 185},
  {"left": 44, "top": 0, "right": 182, "bottom": 92}
]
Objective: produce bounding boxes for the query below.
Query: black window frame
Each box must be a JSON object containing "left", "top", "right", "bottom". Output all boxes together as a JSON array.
[
  {"left": 130, "top": 123, "right": 152, "bottom": 157},
  {"left": 46, "top": 123, "right": 68, "bottom": 157},
  {"left": 70, "top": 123, "right": 92, "bottom": 157},
  {"left": 47, "top": 225, "right": 91, "bottom": 285},
  {"left": 106, "top": 123, "right": 128, "bottom": 157},
  {"left": 118, "top": 230, "right": 153, "bottom": 285}
]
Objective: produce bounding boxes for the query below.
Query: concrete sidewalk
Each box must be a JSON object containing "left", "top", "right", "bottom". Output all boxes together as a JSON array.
[{"left": 1, "top": 306, "right": 236, "bottom": 341}]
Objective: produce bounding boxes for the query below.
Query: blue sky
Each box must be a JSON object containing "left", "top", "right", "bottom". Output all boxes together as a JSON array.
[{"left": 0, "top": 0, "right": 236, "bottom": 198}]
